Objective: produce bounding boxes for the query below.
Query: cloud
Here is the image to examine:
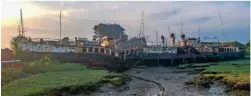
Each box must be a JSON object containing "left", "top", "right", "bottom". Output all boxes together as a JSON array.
[{"left": 1, "top": 1, "right": 250, "bottom": 48}]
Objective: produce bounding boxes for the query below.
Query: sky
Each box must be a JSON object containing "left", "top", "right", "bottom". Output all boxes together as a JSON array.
[{"left": 1, "top": 1, "right": 250, "bottom": 48}]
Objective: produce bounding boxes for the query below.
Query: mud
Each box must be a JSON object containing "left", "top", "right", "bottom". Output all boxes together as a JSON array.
[
  {"left": 124, "top": 67, "right": 230, "bottom": 96},
  {"left": 76, "top": 78, "right": 160, "bottom": 96},
  {"left": 78, "top": 67, "right": 244, "bottom": 96}
]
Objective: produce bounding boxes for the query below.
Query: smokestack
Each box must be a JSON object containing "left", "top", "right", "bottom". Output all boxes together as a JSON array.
[
  {"left": 161, "top": 35, "right": 165, "bottom": 47},
  {"left": 170, "top": 33, "right": 175, "bottom": 47},
  {"left": 180, "top": 34, "right": 186, "bottom": 47},
  {"left": 181, "top": 34, "right": 185, "bottom": 40},
  {"left": 75, "top": 37, "right": 77, "bottom": 45}
]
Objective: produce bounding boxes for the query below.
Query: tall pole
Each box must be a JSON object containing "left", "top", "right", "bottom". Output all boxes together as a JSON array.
[
  {"left": 185, "top": 24, "right": 188, "bottom": 38},
  {"left": 139, "top": 11, "right": 144, "bottom": 37},
  {"left": 20, "top": 9, "right": 24, "bottom": 37},
  {"left": 168, "top": 26, "right": 171, "bottom": 47},
  {"left": 199, "top": 25, "right": 201, "bottom": 49},
  {"left": 219, "top": 8, "right": 224, "bottom": 47},
  {"left": 18, "top": 25, "right": 21, "bottom": 36},
  {"left": 60, "top": 10, "right": 62, "bottom": 43},
  {"left": 180, "top": 21, "right": 183, "bottom": 35},
  {"left": 156, "top": 30, "right": 158, "bottom": 46}
]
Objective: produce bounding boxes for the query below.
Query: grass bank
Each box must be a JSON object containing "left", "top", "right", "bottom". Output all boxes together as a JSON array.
[
  {"left": 185, "top": 58, "right": 250, "bottom": 92},
  {"left": 2, "top": 60, "right": 88, "bottom": 85},
  {"left": 2, "top": 56, "right": 129, "bottom": 96},
  {"left": 2, "top": 70, "right": 129, "bottom": 96}
]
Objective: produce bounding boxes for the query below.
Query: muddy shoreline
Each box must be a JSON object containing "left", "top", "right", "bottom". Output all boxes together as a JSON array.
[{"left": 78, "top": 67, "right": 248, "bottom": 96}]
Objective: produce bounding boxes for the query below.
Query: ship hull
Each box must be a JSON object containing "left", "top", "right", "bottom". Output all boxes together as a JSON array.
[
  {"left": 24, "top": 51, "right": 115, "bottom": 67},
  {"left": 126, "top": 51, "right": 246, "bottom": 67}
]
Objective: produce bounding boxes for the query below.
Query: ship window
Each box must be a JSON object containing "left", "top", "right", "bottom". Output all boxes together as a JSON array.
[
  {"left": 94, "top": 48, "right": 99, "bottom": 52},
  {"left": 100, "top": 48, "right": 104, "bottom": 53},
  {"left": 130, "top": 49, "right": 134, "bottom": 54},
  {"left": 106, "top": 49, "right": 110, "bottom": 54},
  {"left": 45, "top": 47, "right": 47, "bottom": 49},
  {"left": 148, "top": 48, "right": 150, "bottom": 50},
  {"left": 153, "top": 49, "right": 156, "bottom": 51},
  {"left": 126, "top": 50, "right": 129, "bottom": 54},
  {"left": 82, "top": 47, "right": 87, "bottom": 52},
  {"left": 88, "top": 47, "right": 93, "bottom": 52}
]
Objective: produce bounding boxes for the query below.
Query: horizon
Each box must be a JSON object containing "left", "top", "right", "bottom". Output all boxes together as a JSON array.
[{"left": 2, "top": 1, "right": 250, "bottom": 49}]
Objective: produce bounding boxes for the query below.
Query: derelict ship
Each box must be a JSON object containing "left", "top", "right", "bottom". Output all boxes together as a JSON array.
[
  {"left": 116, "top": 33, "right": 246, "bottom": 67},
  {"left": 16, "top": 9, "right": 246, "bottom": 67}
]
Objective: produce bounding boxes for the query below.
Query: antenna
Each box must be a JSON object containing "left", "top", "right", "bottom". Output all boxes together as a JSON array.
[
  {"left": 199, "top": 25, "right": 201, "bottom": 47},
  {"left": 20, "top": 9, "right": 24, "bottom": 36},
  {"left": 185, "top": 23, "right": 188, "bottom": 38},
  {"left": 180, "top": 21, "right": 184, "bottom": 37},
  {"left": 139, "top": 11, "right": 144, "bottom": 37},
  {"left": 219, "top": 8, "right": 224, "bottom": 46},
  {"left": 60, "top": 10, "right": 62, "bottom": 43},
  {"left": 156, "top": 29, "right": 158, "bottom": 46},
  {"left": 199, "top": 25, "right": 200, "bottom": 39},
  {"left": 168, "top": 26, "right": 171, "bottom": 46},
  {"left": 18, "top": 25, "right": 21, "bottom": 36}
]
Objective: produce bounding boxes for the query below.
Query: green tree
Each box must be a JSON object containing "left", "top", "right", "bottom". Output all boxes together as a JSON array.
[
  {"left": 9, "top": 35, "right": 31, "bottom": 60},
  {"left": 245, "top": 41, "right": 250, "bottom": 55},
  {"left": 93, "top": 23, "right": 128, "bottom": 41},
  {"left": 245, "top": 41, "right": 250, "bottom": 47}
]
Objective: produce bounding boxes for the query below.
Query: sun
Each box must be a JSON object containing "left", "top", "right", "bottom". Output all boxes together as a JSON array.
[{"left": 1, "top": 1, "right": 53, "bottom": 27}]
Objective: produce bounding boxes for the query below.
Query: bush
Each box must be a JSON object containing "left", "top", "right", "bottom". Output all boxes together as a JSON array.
[
  {"left": 2, "top": 70, "right": 110, "bottom": 96},
  {"left": 1, "top": 68, "right": 24, "bottom": 86}
]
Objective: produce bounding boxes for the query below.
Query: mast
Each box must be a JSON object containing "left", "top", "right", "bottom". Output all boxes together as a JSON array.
[
  {"left": 156, "top": 29, "right": 158, "bottom": 46},
  {"left": 219, "top": 8, "right": 224, "bottom": 46},
  {"left": 185, "top": 24, "right": 188, "bottom": 38},
  {"left": 18, "top": 25, "right": 21, "bottom": 36},
  {"left": 60, "top": 10, "right": 62, "bottom": 43},
  {"left": 20, "top": 9, "right": 24, "bottom": 37},
  {"left": 198, "top": 25, "right": 201, "bottom": 48},
  {"left": 139, "top": 11, "right": 144, "bottom": 37},
  {"left": 168, "top": 26, "right": 171, "bottom": 47},
  {"left": 180, "top": 21, "right": 184, "bottom": 35}
]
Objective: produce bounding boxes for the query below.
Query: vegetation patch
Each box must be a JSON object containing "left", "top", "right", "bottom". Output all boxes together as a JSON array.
[
  {"left": 203, "top": 59, "right": 250, "bottom": 75},
  {"left": 2, "top": 70, "right": 110, "bottom": 96},
  {"left": 102, "top": 73, "right": 131, "bottom": 86},
  {"left": 186, "top": 58, "right": 250, "bottom": 92},
  {"left": 2, "top": 56, "right": 88, "bottom": 85},
  {"left": 177, "top": 63, "right": 210, "bottom": 69}
]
